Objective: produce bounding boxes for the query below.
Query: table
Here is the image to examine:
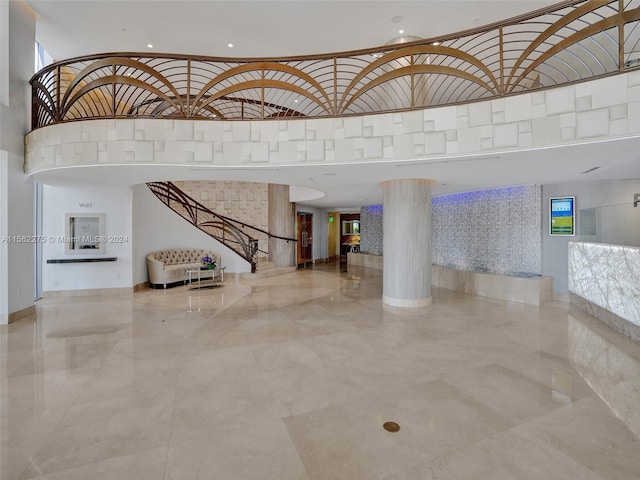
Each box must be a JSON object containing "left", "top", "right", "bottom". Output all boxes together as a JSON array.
[{"left": 186, "top": 267, "right": 225, "bottom": 289}]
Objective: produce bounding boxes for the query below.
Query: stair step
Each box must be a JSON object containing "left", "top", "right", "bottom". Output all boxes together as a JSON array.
[
  {"left": 240, "top": 266, "right": 296, "bottom": 280},
  {"left": 256, "top": 261, "right": 276, "bottom": 271}
]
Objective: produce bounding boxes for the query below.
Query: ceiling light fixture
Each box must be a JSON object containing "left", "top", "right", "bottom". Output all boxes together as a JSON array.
[
  {"left": 147, "top": 43, "right": 153, "bottom": 49},
  {"left": 432, "top": 41, "right": 441, "bottom": 46},
  {"left": 398, "top": 29, "right": 404, "bottom": 34},
  {"left": 228, "top": 43, "right": 234, "bottom": 48}
]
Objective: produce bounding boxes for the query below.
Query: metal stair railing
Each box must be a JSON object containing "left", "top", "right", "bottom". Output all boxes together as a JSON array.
[{"left": 147, "top": 181, "right": 296, "bottom": 273}]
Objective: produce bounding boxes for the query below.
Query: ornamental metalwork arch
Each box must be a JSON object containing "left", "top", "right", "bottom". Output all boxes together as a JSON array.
[{"left": 31, "top": 0, "right": 640, "bottom": 129}]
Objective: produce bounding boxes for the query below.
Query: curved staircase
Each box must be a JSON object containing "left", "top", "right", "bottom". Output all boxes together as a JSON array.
[{"left": 147, "top": 181, "right": 296, "bottom": 277}]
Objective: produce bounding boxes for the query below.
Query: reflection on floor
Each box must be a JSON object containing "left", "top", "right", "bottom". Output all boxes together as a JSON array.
[{"left": 1, "top": 263, "right": 639, "bottom": 480}]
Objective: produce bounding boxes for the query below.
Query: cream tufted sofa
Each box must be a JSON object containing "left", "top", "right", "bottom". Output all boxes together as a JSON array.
[{"left": 147, "top": 248, "right": 221, "bottom": 288}]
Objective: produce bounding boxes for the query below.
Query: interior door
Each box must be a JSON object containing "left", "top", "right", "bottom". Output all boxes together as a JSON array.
[
  {"left": 297, "top": 213, "right": 313, "bottom": 265},
  {"left": 327, "top": 211, "right": 338, "bottom": 262}
]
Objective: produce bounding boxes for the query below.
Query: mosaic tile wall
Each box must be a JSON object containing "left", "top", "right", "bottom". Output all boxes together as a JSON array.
[
  {"left": 360, "top": 185, "right": 542, "bottom": 276},
  {"left": 360, "top": 205, "right": 383, "bottom": 255},
  {"left": 173, "top": 180, "right": 269, "bottom": 253},
  {"left": 432, "top": 185, "right": 542, "bottom": 276}
]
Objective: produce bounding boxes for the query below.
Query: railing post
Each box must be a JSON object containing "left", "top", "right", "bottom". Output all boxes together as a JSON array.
[
  {"left": 499, "top": 26, "right": 505, "bottom": 95},
  {"left": 410, "top": 53, "right": 415, "bottom": 109},
  {"left": 186, "top": 59, "right": 191, "bottom": 118},
  {"left": 111, "top": 63, "right": 116, "bottom": 117},
  {"left": 619, "top": 0, "right": 625, "bottom": 72},
  {"left": 333, "top": 57, "right": 338, "bottom": 115},
  {"left": 31, "top": 82, "right": 37, "bottom": 130},
  {"left": 56, "top": 66, "right": 61, "bottom": 121},
  {"left": 261, "top": 63, "right": 265, "bottom": 120}
]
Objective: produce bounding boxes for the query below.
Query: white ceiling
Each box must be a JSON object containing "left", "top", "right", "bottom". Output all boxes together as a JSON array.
[
  {"left": 24, "top": 0, "right": 640, "bottom": 207},
  {"left": 28, "top": 1, "right": 559, "bottom": 60}
]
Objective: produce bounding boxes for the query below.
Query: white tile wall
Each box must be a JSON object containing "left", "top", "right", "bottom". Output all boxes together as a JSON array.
[{"left": 25, "top": 72, "right": 640, "bottom": 173}]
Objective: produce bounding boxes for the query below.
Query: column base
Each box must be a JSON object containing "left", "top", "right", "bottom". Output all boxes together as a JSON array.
[{"left": 382, "top": 295, "right": 432, "bottom": 308}]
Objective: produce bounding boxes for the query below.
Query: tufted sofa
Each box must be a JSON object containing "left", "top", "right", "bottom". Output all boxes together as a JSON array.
[{"left": 147, "top": 248, "right": 221, "bottom": 288}]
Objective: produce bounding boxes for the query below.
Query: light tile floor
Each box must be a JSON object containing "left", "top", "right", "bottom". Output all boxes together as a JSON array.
[{"left": 1, "top": 264, "right": 639, "bottom": 480}]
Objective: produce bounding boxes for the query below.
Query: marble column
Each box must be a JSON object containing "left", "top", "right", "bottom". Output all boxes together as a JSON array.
[
  {"left": 268, "top": 184, "right": 295, "bottom": 267},
  {"left": 381, "top": 178, "right": 433, "bottom": 307}
]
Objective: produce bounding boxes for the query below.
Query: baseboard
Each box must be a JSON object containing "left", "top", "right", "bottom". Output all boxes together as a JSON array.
[
  {"left": 133, "top": 282, "right": 150, "bottom": 292},
  {"left": 553, "top": 293, "right": 571, "bottom": 303},
  {"left": 571, "top": 293, "right": 640, "bottom": 344},
  {"left": 42, "top": 287, "right": 134, "bottom": 297},
  {"left": 1, "top": 305, "right": 36, "bottom": 324}
]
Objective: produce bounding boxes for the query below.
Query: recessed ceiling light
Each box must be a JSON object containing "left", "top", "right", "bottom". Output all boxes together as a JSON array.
[
  {"left": 147, "top": 43, "right": 153, "bottom": 49},
  {"left": 398, "top": 29, "right": 404, "bottom": 34},
  {"left": 432, "top": 41, "right": 441, "bottom": 46},
  {"left": 294, "top": 99, "right": 298, "bottom": 103},
  {"left": 228, "top": 43, "right": 234, "bottom": 48}
]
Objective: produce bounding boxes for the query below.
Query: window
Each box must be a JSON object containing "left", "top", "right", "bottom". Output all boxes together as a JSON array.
[{"left": 34, "top": 41, "right": 53, "bottom": 73}]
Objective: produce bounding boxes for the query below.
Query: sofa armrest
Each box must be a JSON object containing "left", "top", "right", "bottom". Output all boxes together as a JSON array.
[{"left": 147, "top": 256, "right": 165, "bottom": 285}]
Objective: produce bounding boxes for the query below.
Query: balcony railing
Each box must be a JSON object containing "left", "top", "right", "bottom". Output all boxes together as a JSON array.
[{"left": 30, "top": 0, "right": 640, "bottom": 129}]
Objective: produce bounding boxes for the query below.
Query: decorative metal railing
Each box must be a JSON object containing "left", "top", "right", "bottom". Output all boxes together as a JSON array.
[
  {"left": 146, "top": 181, "right": 296, "bottom": 272},
  {"left": 31, "top": 0, "right": 640, "bottom": 129}
]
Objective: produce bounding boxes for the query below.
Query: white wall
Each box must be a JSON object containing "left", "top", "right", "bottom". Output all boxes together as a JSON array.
[
  {"left": 42, "top": 185, "right": 133, "bottom": 291},
  {"left": 0, "top": 151, "right": 8, "bottom": 317},
  {"left": 0, "top": 0, "right": 35, "bottom": 321},
  {"left": 0, "top": 0, "right": 10, "bottom": 106},
  {"left": 542, "top": 178, "right": 640, "bottom": 296},
  {"left": 132, "top": 184, "right": 252, "bottom": 285}
]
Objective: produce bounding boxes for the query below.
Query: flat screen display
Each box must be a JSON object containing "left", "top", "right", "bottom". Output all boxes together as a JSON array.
[{"left": 550, "top": 197, "right": 575, "bottom": 236}]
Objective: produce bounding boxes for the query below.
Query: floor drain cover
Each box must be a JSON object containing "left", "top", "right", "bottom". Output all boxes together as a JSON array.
[{"left": 383, "top": 421, "right": 400, "bottom": 432}]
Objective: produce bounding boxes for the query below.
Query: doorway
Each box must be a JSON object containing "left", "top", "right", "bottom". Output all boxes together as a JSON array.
[
  {"left": 339, "top": 212, "right": 360, "bottom": 263},
  {"left": 327, "top": 212, "right": 339, "bottom": 262},
  {"left": 297, "top": 212, "right": 313, "bottom": 266}
]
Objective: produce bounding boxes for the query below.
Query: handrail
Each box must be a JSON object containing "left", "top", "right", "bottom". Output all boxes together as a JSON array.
[
  {"left": 31, "top": 1, "right": 640, "bottom": 129},
  {"left": 146, "top": 181, "right": 296, "bottom": 273}
]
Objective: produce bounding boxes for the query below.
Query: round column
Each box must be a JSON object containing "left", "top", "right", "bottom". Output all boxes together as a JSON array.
[
  {"left": 382, "top": 178, "right": 433, "bottom": 307},
  {"left": 268, "top": 184, "right": 295, "bottom": 267}
]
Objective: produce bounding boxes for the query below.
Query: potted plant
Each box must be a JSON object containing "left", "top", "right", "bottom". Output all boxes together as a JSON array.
[{"left": 201, "top": 256, "right": 216, "bottom": 270}]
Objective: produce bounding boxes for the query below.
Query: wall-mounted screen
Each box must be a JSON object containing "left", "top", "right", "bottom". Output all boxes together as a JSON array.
[{"left": 550, "top": 197, "right": 575, "bottom": 236}]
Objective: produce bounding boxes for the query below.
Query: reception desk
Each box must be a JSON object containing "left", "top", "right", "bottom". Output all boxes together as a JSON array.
[{"left": 568, "top": 242, "right": 640, "bottom": 343}]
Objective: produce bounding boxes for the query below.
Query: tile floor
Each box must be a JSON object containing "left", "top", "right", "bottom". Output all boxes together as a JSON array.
[{"left": 1, "top": 264, "right": 639, "bottom": 480}]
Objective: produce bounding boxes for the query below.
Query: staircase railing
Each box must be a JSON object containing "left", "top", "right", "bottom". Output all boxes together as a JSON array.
[{"left": 146, "top": 181, "right": 296, "bottom": 273}]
